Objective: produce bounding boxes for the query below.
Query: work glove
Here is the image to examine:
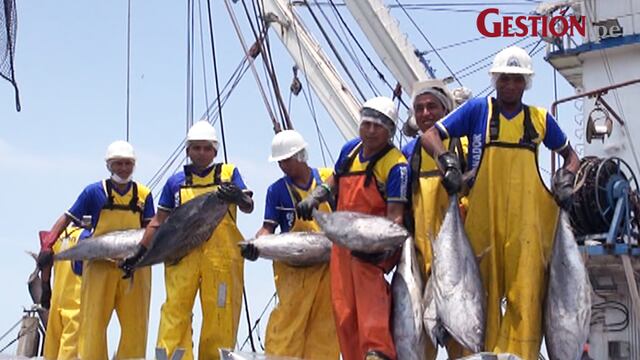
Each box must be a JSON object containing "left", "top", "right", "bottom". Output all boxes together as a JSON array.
[
  {"left": 351, "top": 250, "right": 392, "bottom": 264},
  {"left": 119, "top": 244, "right": 148, "bottom": 279},
  {"left": 37, "top": 249, "right": 54, "bottom": 269},
  {"left": 296, "top": 184, "right": 332, "bottom": 221},
  {"left": 437, "top": 151, "right": 463, "bottom": 195},
  {"left": 41, "top": 282, "right": 52, "bottom": 309},
  {"left": 217, "top": 183, "right": 245, "bottom": 203},
  {"left": 552, "top": 168, "right": 576, "bottom": 211},
  {"left": 239, "top": 243, "right": 260, "bottom": 261}
]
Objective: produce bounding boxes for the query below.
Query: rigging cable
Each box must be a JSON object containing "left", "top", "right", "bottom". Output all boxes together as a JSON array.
[
  {"left": 197, "top": 0, "right": 210, "bottom": 107},
  {"left": 393, "top": 0, "right": 463, "bottom": 87},
  {"left": 239, "top": 291, "right": 278, "bottom": 351},
  {"left": 125, "top": 0, "right": 132, "bottom": 141},
  {"left": 254, "top": 0, "right": 293, "bottom": 130},
  {"left": 306, "top": 0, "right": 367, "bottom": 101},
  {"left": 223, "top": 0, "right": 281, "bottom": 133},
  {"left": 206, "top": 0, "right": 228, "bottom": 162}
]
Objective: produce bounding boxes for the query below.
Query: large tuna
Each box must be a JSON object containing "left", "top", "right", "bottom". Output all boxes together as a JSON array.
[
  {"left": 312, "top": 210, "right": 409, "bottom": 253},
  {"left": 431, "top": 195, "right": 485, "bottom": 353},
  {"left": 391, "top": 237, "right": 426, "bottom": 360},
  {"left": 54, "top": 229, "right": 143, "bottom": 261},
  {"left": 136, "top": 191, "right": 230, "bottom": 267},
  {"left": 544, "top": 210, "right": 591, "bottom": 360},
  {"left": 239, "top": 232, "right": 331, "bottom": 266}
]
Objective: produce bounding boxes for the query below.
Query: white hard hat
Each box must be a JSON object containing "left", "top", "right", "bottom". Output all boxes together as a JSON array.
[
  {"left": 105, "top": 140, "right": 136, "bottom": 162},
  {"left": 411, "top": 79, "right": 455, "bottom": 113},
  {"left": 489, "top": 46, "right": 534, "bottom": 76},
  {"left": 361, "top": 96, "right": 398, "bottom": 124},
  {"left": 187, "top": 120, "right": 219, "bottom": 150},
  {"left": 269, "top": 130, "right": 308, "bottom": 162}
]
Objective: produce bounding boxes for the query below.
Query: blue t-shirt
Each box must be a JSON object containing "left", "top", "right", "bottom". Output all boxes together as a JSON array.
[
  {"left": 263, "top": 168, "right": 326, "bottom": 233},
  {"left": 334, "top": 138, "right": 409, "bottom": 203},
  {"left": 401, "top": 138, "right": 419, "bottom": 161},
  {"left": 66, "top": 181, "right": 155, "bottom": 229},
  {"left": 158, "top": 165, "right": 247, "bottom": 210},
  {"left": 435, "top": 97, "right": 568, "bottom": 173}
]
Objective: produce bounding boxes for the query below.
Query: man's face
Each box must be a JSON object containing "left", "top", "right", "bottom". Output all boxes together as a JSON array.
[
  {"left": 496, "top": 74, "right": 526, "bottom": 105},
  {"left": 187, "top": 140, "right": 216, "bottom": 168},
  {"left": 109, "top": 159, "right": 135, "bottom": 179},
  {"left": 359, "top": 120, "right": 389, "bottom": 151},
  {"left": 413, "top": 93, "right": 446, "bottom": 132},
  {"left": 278, "top": 157, "right": 302, "bottom": 178}
]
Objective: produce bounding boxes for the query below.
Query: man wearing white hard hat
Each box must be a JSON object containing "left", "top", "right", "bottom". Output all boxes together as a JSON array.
[
  {"left": 37, "top": 140, "right": 155, "bottom": 359},
  {"left": 402, "top": 79, "right": 468, "bottom": 359},
  {"left": 420, "top": 46, "right": 580, "bottom": 359},
  {"left": 296, "top": 97, "right": 409, "bottom": 360},
  {"left": 241, "top": 129, "right": 340, "bottom": 359},
  {"left": 121, "top": 120, "right": 253, "bottom": 360}
]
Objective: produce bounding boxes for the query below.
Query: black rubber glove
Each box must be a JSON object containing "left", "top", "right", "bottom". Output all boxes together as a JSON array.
[
  {"left": 351, "top": 250, "right": 391, "bottom": 264},
  {"left": 120, "top": 244, "right": 148, "bottom": 279},
  {"left": 240, "top": 243, "right": 260, "bottom": 261},
  {"left": 217, "top": 183, "right": 245, "bottom": 203},
  {"left": 437, "top": 151, "right": 462, "bottom": 195},
  {"left": 296, "top": 197, "right": 320, "bottom": 221},
  {"left": 552, "top": 168, "right": 575, "bottom": 211},
  {"left": 37, "top": 249, "right": 54, "bottom": 269},
  {"left": 41, "top": 281, "right": 52, "bottom": 309}
]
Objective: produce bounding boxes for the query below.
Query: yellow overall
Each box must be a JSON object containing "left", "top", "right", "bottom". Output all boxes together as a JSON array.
[
  {"left": 463, "top": 100, "right": 558, "bottom": 359},
  {"left": 44, "top": 226, "right": 83, "bottom": 360},
  {"left": 78, "top": 180, "right": 152, "bottom": 360},
  {"left": 265, "top": 168, "right": 340, "bottom": 360},
  {"left": 157, "top": 164, "right": 244, "bottom": 360},
  {"left": 410, "top": 138, "right": 468, "bottom": 360}
]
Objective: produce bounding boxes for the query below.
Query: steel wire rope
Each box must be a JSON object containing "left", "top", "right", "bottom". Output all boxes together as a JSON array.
[
  {"left": 305, "top": 0, "right": 367, "bottom": 101},
  {"left": 323, "top": 0, "right": 381, "bottom": 96},
  {"left": 326, "top": 0, "right": 407, "bottom": 106},
  {"left": 418, "top": 36, "right": 487, "bottom": 54},
  {"left": 224, "top": 0, "right": 281, "bottom": 132},
  {"left": 0, "top": 317, "right": 22, "bottom": 351},
  {"left": 197, "top": 0, "right": 210, "bottom": 107},
  {"left": 456, "top": 39, "right": 537, "bottom": 79},
  {"left": 240, "top": 0, "right": 288, "bottom": 130},
  {"left": 206, "top": 0, "right": 228, "bottom": 162},
  {"left": 253, "top": 0, "right": 293, "bottom": 130},
  {"left": 287, "top": 0, "right": 333, "bottom": 164},
  {"left": 239, "top": 291, "right": 278, "bottom": 351},
  {"left": 186, "top": 0, "right": 196, "bottom": 135},
  {"left": 393, "top": 0, "right": 463, "bottom": 87}
]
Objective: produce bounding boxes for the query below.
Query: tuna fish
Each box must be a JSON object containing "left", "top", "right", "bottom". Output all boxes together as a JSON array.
[
  {"left": 136, "top": 191, "right": 229, "bottom": 267},
  {"left": 544, "top": 210, "right": 591, "bottom": 360},
  {"left": 312, "top": 210, "right": 409, "bottom": 253},
  {"left": 422, "top": 276, "right": 441, "bottom": 347},
  {"left": 240, "top": 232, "right": 332, "bottom": 266},
  {"left": 431, "top": 195, "right": 485, "bottom": 353},
  {"left": 391, "top": 237, "right": 426, "bottom": 360},
  {"left": 26, "top": 252, "right": 49, "bottom": 328},
  {"left": 54, "top": 229, "right": 143, "bottom": 261}
]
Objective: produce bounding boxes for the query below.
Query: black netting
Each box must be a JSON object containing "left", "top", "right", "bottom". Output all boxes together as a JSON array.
[{"left": 1, "top": 0, "right": 20, "bottom": 111}]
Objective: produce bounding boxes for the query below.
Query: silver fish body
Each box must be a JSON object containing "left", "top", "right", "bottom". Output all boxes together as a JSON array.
[
  {"left": 431, "top": 195, "right": 485, "bottom": 353},
  {"left": 136, "top": 191, "right": 229, "bottom": 267},
  {"left": 422, "top": 276, "right": 439, "bottom": 347},
  {"left": 241, "top": 232, "right": 331, "bottom": 266},
  {"left": 544, "top": 211, "right": 591, "bottom": 360},
  {"left": 312, "top": 210, "right": 409, "bottom": 253},
  {"left": 391, "top": 237, "right": 426, "bottom": 360},
  {"left": 53, "top": 229, "right": 143, "bottom": 261}
]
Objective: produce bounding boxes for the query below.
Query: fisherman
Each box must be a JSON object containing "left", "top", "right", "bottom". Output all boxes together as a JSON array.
[
  {"left": 297, "top": 96, "right": 409, "bottom": 360},
  {"left": 401, "top": 79, "right": 467, "bottom": 360},
  {"left": 241, "top": 130, "right": 340, "bottom": 359},
  {"left": 41, "top": 224, "right": 86, "bottom": 360},
  {"left": 37, "top": 140, "right": 155, "bottom": 360},
  {"left": 120, "top": 120, "right": 254, "bottom": 360},
  {"left": 420, "top": 46, "right": 580, "bottom": 359}
]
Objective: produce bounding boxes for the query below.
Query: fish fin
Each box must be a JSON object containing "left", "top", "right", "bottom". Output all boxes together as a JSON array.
[
  {"left": 433, "top": 321, "right": 450, "bottom": 348},
  {"left": 26, "top": 250, "right": 38, "bottom": 261}
]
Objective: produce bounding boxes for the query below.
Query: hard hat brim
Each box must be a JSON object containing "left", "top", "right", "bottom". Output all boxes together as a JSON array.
[{"left": 489, "top": 66, "right": 534, "bottom": 75}]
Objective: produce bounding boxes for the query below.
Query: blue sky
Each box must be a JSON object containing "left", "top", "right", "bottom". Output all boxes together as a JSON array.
[{"left": 0, "top": 1, "right": 577, "bottom": 358}]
